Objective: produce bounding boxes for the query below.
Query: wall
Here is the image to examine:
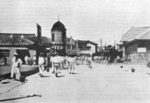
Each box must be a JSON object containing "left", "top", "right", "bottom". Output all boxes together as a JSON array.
[
  {"left": 87, "top": 43, "right": 96, "bottom": 54},
  {"left": 125, "top": 40, "right": 150, "bottom": 63},
  {"left": 52, "top": 30, "right": 63, "bottom": 44}
]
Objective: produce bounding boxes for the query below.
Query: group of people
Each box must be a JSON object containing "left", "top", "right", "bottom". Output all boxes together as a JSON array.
[
  {"left": 9, "top": 52, "right": 93, "bottom": 81},
  {"left": 38, "top": 54, "right": 93, "bottom": 77},
  {"left": 38, "top": 54, "right": 77, "bottom": 77}
]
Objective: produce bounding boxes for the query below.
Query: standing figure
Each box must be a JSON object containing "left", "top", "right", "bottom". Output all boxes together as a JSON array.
[
  {"left": 51, "top": 54, "right": 61, "bottom": 77},
  {"left": 33, "top": 55, "right": 36, "bottom": 65},
  {"left": 10, "top": 53, "right": 22, "bottom": 80},
  {"left": 87, "top": 55, "right": 92, "bottom": 69},
  {"left": 24, "top": 55, "right": 29, "bottom": 65},
  {"left": 107, "top": 56, "right": 114, "bottom": 65},
  {"left": 39, "top": 55, "right": 45, "bottom": 77},
  {"left": 45, "top": 54, "right": 51, "bottom": 72},
  {"left": 68, "top": 56, "right": 76, "bottom": 74}
]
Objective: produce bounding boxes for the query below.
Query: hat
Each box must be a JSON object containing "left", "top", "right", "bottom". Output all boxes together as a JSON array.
[{"left": 14, "top": 53, "right": 18, "bottom": 55}]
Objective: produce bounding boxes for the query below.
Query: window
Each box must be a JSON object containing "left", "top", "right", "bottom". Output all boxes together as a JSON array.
[{"left": 52, "top": 33, "right": 54, "bottom": 42}]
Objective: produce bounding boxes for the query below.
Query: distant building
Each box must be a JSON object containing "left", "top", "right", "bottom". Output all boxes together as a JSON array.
[
  {"left": 76, "top": 40, "right": 98, "bottom": 55},
  {"left": 121, "top": 26, "right": 150, "bottom": 62},
  {"left": 51, "top": 20, "right": 67, "bottom": 55},
  {"left": 66, "top": 36, "right": 76, "bottom": 55}
]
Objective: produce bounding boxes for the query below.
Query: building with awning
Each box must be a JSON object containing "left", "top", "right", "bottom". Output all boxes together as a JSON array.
[
  {"left": 0, "top": 33, "right": 52, "bottom": 64},
  {"left": 121, "top": 26, "right": 150, "bottom": 62}
]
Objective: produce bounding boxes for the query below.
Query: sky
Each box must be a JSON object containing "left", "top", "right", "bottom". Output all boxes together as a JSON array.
[{"left": 0, "top": 0, "right": 150, "bottom": 46}]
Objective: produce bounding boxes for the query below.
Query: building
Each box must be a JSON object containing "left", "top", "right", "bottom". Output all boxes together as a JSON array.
[
  {"left": 121, "top": 26, "right": 150, "bottom": 62},
  {"left": 0, "top": 33, "right": 35, "bottom": 57},
  {"left": 0, "top": 33, "right": 52, "bottom": 64},
  {"left": 66, "top": 36, "right": 76, "bottom": 55},
  {"left": 76, "top": 40, "right": 98, "bottom": 55},
  {"left": 51, "top": 20, "right": 67, "bottom": 55}
]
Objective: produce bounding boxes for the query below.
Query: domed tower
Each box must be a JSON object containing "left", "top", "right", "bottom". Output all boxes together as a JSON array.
[{"left": 51, "top": 20, "right": 67, "bottom": 55}]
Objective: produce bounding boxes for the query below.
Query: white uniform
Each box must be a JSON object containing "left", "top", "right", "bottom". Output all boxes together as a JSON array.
[
  {"left": 67, "top": 57, "right": 76, "bottom": 74},
  {"left": 87, "top": 56, "right": 92, "bottom": 68},
  {"left": 51, "top": 56, "right": 61, "bottom": 74},
  {"left": 39, "top": 57, "right": 44, "bottom": 76},
  {"left": 24, "top": 56, "right": 29, "bottom": 65},
  {"left": 11, "top": 57, "right": 22, "bottom": 80},
  {"left": 33, "top": 56, "right": 36, "bottom": 65}
]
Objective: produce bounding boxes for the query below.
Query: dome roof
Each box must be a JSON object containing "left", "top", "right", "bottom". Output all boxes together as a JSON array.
[{"left": 51, "top": 21, "right": 66, "bottom": 31}]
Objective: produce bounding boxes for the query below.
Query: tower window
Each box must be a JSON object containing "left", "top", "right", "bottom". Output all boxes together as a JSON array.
[{"left": 52, "top": 33, "right": 54, "bottom": 41}]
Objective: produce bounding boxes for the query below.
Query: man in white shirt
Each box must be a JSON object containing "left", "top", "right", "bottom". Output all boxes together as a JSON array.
[
  {"left": 51, "top": 54, "right": 61, "bottom": 77},
  {"left": 10, "top": 53, "right": 22, "bottom": 80},
  {"left": 87, "top": 55, "right": 92, "bottom": 69},
  {"left": 24, "top": 55, "right": 29, "bottom": 65},
  {"left": 68, "top": 56, "right": 76, "bottom": 74},
  {"left": 39, "top": 56, "right": 45, "bottom": 77},
  {"left": 33, "top": 55, "right": 36, "bottom": 65}
]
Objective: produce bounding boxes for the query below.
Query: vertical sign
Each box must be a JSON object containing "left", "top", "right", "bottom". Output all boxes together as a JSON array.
[{"left": 36, "top": 23, "right": 42, "bottom": 42}]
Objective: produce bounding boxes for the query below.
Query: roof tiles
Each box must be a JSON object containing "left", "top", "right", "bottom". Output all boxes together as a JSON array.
[{"left": 121, "top": 27, "right": 150, "bottom": 42}]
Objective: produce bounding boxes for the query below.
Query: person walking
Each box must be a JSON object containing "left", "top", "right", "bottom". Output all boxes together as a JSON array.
[
  {"left": 51, "top": 54, "right": 61, "bottom": 77},
  {"left": 39, "top": 55, "right": 45, "bottom": 77},
  {"left": 10, "top": 53, "right": 22, "bottom": 80},
  {"left": 45, "top": 54, "right": 51, "bottom": 72},
  {"left": 68, "top": 56, "right": 76, "bottom": 74},
  {"left": 87, "top": 55, "right": 92, "bottom": 69}
]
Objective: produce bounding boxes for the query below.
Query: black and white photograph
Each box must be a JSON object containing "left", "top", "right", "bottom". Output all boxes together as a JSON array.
[{"left": 0, "top": 0, "right": 150, "bottom": 103}]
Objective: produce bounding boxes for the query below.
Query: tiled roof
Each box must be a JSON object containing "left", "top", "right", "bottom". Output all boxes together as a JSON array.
[
  {"left": 121, "top": 27, "right": 150, "bottom": 42},
  {"left": 0, "top": 33, "right": 35, "bottom": 46},
  {"left": 27, "top": 36, "right": 52, "bottom": 45},
  {"left": 0, "top": 33, "right": 35, "bottom": 40},
  {"left": 0, "top": 36, "right": 34, "bottom": 45}
]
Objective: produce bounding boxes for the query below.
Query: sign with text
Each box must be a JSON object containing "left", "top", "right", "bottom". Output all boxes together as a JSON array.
[{"left": 137, "top": 48, "right": 146, "bottom": 52}]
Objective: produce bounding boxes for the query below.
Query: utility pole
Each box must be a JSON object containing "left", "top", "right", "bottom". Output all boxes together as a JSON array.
[
  {"left": 114, "top": 40, "right": 116, "bottom": 49},
  {"left": 101, "top": 39, "right": 102, "bottom": 49},
  {"left": 100, "top": 39, "right": 102, "bottom": 56}
]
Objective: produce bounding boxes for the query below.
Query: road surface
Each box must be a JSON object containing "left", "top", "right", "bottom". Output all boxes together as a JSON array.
[{"left": 0, "top": 63, "right": 150, "bottom": 103}]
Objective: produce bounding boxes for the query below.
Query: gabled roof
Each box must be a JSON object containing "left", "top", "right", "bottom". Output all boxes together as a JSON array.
[
  {"left": 78, "top": 40, "right": 97, "bottom": 50},
  {"left": 121, "top": 27, "right": 150, "bottom": 42},
  {"left": 137, "top": 31, "right": 150, "bottom": 40},
  {"left": 87, "top": 40, "right": 97, "bottom": 45}
]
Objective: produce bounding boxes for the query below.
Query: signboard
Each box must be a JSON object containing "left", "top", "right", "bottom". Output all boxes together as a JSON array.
[
  {"left": 137, "top": 48, "right": 146, "bottom": 52},
  {"left": 36, "top": 23, "right": 41, "bottom": 40}
]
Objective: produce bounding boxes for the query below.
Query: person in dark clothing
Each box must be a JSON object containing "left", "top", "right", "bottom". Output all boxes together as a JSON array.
[{"left": 107, "top": 56, "right": 114, "bottom": 65}]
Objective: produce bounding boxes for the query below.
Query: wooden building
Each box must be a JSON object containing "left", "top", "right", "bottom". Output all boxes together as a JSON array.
[
  {"left": 121, "top": 27, "right": 150, "bottom": 62},
  {"left": 76, "top": 40, "right": 98, "bottom": 55}
]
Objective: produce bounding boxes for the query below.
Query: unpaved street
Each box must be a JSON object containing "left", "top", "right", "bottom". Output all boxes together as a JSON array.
[{"left": 1, "top": 63, "right": 150, "bottom": 103}]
